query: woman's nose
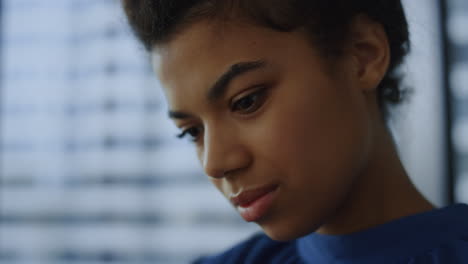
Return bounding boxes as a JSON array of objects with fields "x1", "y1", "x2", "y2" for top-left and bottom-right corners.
[{"x1": 201, "y1": 128, "x2": 251, "y2": 179}]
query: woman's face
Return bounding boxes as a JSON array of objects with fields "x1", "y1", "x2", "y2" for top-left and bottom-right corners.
[{"x1": 152, "y1": 20, "x2": 374, "y2": 240}]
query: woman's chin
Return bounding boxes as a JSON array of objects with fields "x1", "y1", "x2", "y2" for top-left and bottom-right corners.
[{"x1": 259, "y1": 218, "x2": 322, "y2": 241}]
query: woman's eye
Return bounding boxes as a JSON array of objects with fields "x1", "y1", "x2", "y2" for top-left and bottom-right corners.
[
  {"x1": 231, "y1": 88, "x2": 267, "y2": 114},
  {"x1": 176, "y1": 126, "x2": 201, "y2": 142}
]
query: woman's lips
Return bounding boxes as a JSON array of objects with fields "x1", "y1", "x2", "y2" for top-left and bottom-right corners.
[{"x1": 230, "y1": 184, "x2": 279, "y2": 222}]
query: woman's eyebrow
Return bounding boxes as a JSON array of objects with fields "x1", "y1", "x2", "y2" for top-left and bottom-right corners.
[
  {"x1": 168, "y1": 60, "x2": 266, "y2": 120},
  {"x1": 207, "y1": 60, "x2": 266, "y2": 102},
  {"x1": 168, "y1": 111, "x2": 193, "y2": 120}
]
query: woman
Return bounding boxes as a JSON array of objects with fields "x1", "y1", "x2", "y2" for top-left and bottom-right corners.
[{"x1": 122, "y1": 0, "x2": 468, "y2": 263}]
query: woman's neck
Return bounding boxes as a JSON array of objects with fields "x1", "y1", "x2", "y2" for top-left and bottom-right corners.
[{"x1": 316, "y1": 122, "x2": 435, "y2": 235}]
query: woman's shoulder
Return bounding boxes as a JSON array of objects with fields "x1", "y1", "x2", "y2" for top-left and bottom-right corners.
[
  {"x1": 400, "y1": 204, "x2": 468, "y2": 263},
  {"x1": 398, "y1": 231, "x2": 468, "y2": 263},
  {"x1": 192, "y1": 232, "x2": 302, "y2": 264},
  {"x1": 363, "y1": 203, "x2": 468, "y2": 264}
]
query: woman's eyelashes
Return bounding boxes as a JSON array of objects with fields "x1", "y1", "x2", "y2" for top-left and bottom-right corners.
[
  {"x1": 176, "y1": 86, "x2": 269, "y2": 142},
  {"x1": 230, "y1": 86, "x2": 268, "y2": 114},
  {"x1": 177, "y1": 126, "x2": 202, "y2": 142}
]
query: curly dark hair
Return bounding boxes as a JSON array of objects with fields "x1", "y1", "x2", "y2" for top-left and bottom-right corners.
[{"x1": 122, "y1": 0, "x2": 410, "y2": 122}]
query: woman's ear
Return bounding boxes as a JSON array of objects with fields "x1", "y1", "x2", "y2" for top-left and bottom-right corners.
[{"x1": 348, "y1": 15, "x2": 390, "y2": 92}]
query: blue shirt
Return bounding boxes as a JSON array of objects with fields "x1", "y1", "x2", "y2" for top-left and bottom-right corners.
[{"x1": 194, "y1": 204, "x2": 468, "y2": 263}]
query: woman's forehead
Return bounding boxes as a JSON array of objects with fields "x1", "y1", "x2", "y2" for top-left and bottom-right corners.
[
  {"x1": 151, "y1": 21, "x2": 284, "y2": 97},
  {"x1": 151, "y1": 20, "x2": 311, "y2": 82}
]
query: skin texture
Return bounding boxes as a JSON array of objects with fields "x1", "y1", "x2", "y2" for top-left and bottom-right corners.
[{"x1": 152, "y1": 16, "x2": 434, "y2": 241}]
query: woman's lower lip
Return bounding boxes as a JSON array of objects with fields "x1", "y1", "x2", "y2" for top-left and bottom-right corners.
[{"x1": 237, "y1": 187, "x2": 278, "y2": 222}]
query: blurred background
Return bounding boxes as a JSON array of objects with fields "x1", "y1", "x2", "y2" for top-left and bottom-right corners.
[{"x1": 0, "y1": 0, "x2": 466, "y2": 263}]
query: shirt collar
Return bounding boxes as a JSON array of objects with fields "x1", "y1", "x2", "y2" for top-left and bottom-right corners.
[{"x1": 297, "y1": 204, "x2": 468, "y2": 264}]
